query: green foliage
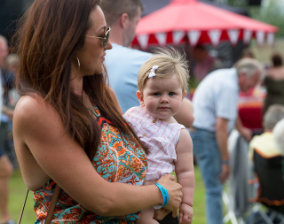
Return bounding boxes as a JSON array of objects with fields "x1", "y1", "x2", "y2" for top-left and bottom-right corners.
[
  {"x1": 9, "y1": 170, "x2": 34, "y2": 224},
  {"x1": 226, "y1": 0, "x2": 284, "y2": 37},
  {"x1": 227, "y1": 0, "x2": 247, "y2": 7},
  {"x1": 249, "y1": 2, "x2": 284, "y2": 37}
]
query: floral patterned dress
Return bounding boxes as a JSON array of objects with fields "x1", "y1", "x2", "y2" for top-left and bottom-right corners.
[{"x1": 33, "y1": 106, "x2": 147, "y2": 223}]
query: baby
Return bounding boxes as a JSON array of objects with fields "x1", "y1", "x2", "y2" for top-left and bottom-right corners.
[{"x1": 124, "y1": 48, "x2": 195, "y2": 224}]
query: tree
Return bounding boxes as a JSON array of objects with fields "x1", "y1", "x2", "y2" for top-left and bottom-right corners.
[
  {"x1": 226, "y1": 0, "x2": 284, "y2": 37},
  {"x1": 250, "y1": 0, "x2": 284, "y2": 37}
]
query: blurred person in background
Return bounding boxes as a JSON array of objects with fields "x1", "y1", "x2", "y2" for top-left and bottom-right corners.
[
  {"x1": 1, "y1": 53, "x2": 20, "y2": 169},
  {"x1": 273, "y1": 118, "x2": 284, "y2": 181},
  {"x1": 0, "y1": 35, "x2": 15, "y2": 224},
  {"x1": 249, "y1": 105, "x2": 284, "y2": 215},
  {"x1": 3, "y1": 54, "x2": 19, "y2": 107},
  {"x1": 191, "y1": 45, "x2": 222, "y2": 82},
  {"x1": 263, "y1": 52, "x2": 284, "y2": 115},
  {"x1": 241, "y1": 48, "x2": 255, "y2": 59}
]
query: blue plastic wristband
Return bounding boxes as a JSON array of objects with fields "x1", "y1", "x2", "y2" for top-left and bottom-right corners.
[{"x1": 154, "y1": 183, "x2": 169, "y2": 208}]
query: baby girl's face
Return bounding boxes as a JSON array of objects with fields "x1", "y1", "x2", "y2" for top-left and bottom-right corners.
[{"x1": 140, "y1": 74, "x2": 184, "y2": 122}]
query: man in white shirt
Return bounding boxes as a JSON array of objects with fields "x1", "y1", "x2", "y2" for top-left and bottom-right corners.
[{"x1": 191, "y1": 58, "x2": 263, "y2": 224}]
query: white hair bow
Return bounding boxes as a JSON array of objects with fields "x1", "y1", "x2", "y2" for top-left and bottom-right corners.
[{"x1": 148, "y1": 65, "x2": 159, "y2": 78}]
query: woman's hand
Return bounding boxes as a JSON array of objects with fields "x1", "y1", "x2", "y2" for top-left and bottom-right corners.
[{"x1": 157, "y1": 174, "x2": 183, "y2": 217}]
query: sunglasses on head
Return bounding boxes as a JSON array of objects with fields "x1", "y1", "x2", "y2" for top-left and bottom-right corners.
[{"x1": 87, "y1": 26, "x2": 111, "y2": 47}]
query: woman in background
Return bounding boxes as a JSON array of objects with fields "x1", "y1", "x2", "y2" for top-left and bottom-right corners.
[{"x1": 263, "y1": 52, "x2": 284, "y2": 114}]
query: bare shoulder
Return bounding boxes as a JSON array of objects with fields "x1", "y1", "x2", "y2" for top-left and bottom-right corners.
[
  {"x1": 13, "y1": 94, "x2": 64, "y2": 139},
  {"x1": 15, "y1": 94, "x2": 55, "y2": 119},
  {"x1": 266, "y1": 67, "x2": 284, "y2": 80},
  {"x1": 176, "y1": 128, "x2": 193, "y2": 154}
]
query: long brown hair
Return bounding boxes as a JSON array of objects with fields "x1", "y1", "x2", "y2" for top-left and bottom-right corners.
[{"x1": 14, "y1": 0, "x2": 144, "y2": 159}]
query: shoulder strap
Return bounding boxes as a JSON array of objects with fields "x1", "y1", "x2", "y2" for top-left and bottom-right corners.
[
  {"x1": 18, "y1": 184, "x2": 61, "y2": 224},
  {"x1": 17, "y1": 189, "x2": 29, "y2": 224},
  {"x1": 45, "y1": 184, "x2": 61, "y2": 224}
]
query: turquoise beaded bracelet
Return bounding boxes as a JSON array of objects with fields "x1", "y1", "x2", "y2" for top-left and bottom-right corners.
[{"x1": 154, "y1": 183, "x2": 169, "y2": 209}]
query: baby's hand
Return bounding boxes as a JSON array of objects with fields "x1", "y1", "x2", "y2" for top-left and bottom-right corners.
[{"x1": 179, "y1": 203, "x2": 193, "y2": 224}]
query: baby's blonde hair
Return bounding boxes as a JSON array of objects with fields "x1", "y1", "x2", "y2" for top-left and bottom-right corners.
[{"x1": 138, "y1": 48, "x2": 189, "y2": 94}]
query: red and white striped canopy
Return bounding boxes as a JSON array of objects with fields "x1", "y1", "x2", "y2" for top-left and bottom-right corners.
[{"x1": 132, "y1": 0, "x2": 278, "y2": 48}]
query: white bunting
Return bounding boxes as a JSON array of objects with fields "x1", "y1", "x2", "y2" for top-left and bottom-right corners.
[
  {"x1": 173, "y1": 31, "x2": 185, "y2": 44},
  {"x1": 187, "y1": 30, "x2": 201, "y2": 46},
  {"x1": 228, "y1": 29, "x2": 240, "y2": 45},
  {"x1": 267, "y1": 32, "x2": 274, "y2": 45},
  {"x1": 243, "y1": 30, "x2": 252, "y2": 44},
  {"x1": 137, "y1": 34, "x2": 149, "y2": 49},
  {"x1": 256, "y1": 31, "x2": 265, "y2": 45},
  {"x1": 208, "y1": 30, "x2": 221, "y2": 46},
  {"x1": 155, "y1": 32, "x2": 167, "y2": 45}
]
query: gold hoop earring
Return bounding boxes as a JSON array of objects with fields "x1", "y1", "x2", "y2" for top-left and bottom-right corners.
[{"x1": 76, "y1": 57, "x2": 80, "y2": 68}]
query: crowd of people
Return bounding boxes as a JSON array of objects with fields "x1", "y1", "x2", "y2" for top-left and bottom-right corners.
[{"x1": 0, "y1": 0, "x2": 283, "y2": 224}]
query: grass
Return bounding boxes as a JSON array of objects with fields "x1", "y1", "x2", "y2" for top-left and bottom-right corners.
[
  {"x1": 8, "y1": 166, "x2": 206, "y2": 224},
  {"x1": 9, "y1": 170, "x2": 34, "y2": 223}
]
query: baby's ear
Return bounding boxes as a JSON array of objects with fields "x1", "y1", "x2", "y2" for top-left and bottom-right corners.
[{"x1": 136, "y1": 90, "x2": 144, "y2": 105}]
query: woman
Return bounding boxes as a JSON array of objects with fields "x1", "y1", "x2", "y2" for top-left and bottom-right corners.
[
  {"x1": 13, "y1": 0, "x2": 182, "y2": 223},
  {"x1": 263, "y1": 52, "x2": 284, "y2": 115}
]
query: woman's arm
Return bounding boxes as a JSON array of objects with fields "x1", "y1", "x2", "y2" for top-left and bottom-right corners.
[
  {"x1": 216, "y1": 117, "x2": 230, "y2": 183},
  {"x1": 175, "y1": 129, "x2": 195, "y2": 223},
  {"x1": 13, "y1": 95, "x2": 182, "y2": 216}
]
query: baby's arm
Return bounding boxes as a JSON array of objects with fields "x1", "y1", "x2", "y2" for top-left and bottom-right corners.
[{"x1": 175, "y1": 129, "x2": 195, "y2": 224}]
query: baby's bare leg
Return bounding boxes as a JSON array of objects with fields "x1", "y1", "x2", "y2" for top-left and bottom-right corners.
[{"x1": 136, "y1": 180, "x2": 160, "y2": 224}]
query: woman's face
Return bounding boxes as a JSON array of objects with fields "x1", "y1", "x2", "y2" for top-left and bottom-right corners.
[{"x1": 76, "y1": 6, "x2": 112, "y2": 76}]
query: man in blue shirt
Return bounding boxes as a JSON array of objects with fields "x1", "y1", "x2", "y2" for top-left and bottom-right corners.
[
  {"x1": 101, "y1": 0, "x2": 151, "y2": 113},
  {"x1": 191, "y1": 58, "x2": 263, "y2": 224}
]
